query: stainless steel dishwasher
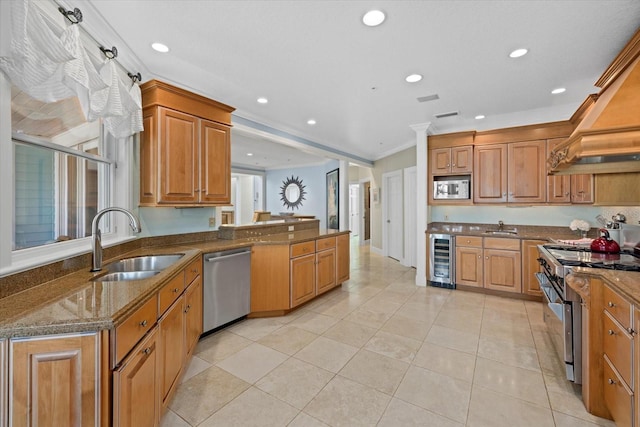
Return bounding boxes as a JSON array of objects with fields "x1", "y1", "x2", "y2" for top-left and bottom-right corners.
[{"x1": 203, "y1": 247, "x2": 251, "y2": 333}]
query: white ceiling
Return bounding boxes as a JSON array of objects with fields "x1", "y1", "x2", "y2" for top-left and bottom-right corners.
[{"x1": 82, "y1": 0, "x2": 640, "y2": 169}]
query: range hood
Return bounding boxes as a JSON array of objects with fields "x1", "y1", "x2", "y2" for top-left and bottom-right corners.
[{"x1": 549, "y1": 30, "x2": 640, "y2": 175}]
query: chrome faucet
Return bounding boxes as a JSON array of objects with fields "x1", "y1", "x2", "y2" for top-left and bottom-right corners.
[
  {"x1": 498, "y1": 220, "x2": 504, "y2": 231},
  {"x1": 91, "y1": 207, "x2": 142, "y2": 272}
]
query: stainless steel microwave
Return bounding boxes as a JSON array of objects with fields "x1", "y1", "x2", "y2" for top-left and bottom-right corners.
[{"x1": 433, "y1": 179, "x2": 470, "y2": 200}]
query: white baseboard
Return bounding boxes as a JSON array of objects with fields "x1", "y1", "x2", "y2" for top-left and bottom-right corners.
[{"x1": 370, "y1": 246, "x2": 384, "y2": 255}]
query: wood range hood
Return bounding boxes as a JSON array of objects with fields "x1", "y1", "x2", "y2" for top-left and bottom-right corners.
[{"x1": 549, "y1": 29, "x2": 640, "y2": 175}]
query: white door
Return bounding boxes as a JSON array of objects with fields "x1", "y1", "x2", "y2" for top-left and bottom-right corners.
[
  {"x1": 349, "y1": 184, "x2": 360, "y2": 236},
  {"x1": 383, "y1": 171, "x2": 403, "y2": 261},
  {"x1": 403, "y1": 167, "x2": 417, "y2": 267}
]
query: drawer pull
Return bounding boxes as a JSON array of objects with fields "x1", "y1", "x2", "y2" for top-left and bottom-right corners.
[
  {"x1": 184, "y1": 304, "x2": 191, "y2": 314},
  {"x1": 142, "y1": 347, "x2": 151, "y2": 355},
  {"x1": 608, "y1": 329, "x2": 615, "y2": 335},
  {"x1": 191, "y1": 268, "x2": 198, "y2": 273},
  {"x1": 173, "y1": 288, "x2": 180, "y2": 293},
  {"x1": 608, "y1": 378, "x2": 616, "y2": 385},
  {"x1": 608, "y1": 301, "x2": 616, "y2": 308},
  {"x1": 139, "y1": 320, "x2": 148, "y2": 327}
]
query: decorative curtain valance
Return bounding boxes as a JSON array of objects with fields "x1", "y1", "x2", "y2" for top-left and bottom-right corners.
[{"x1": 0, "y1": 0, "x2": 143, "y2": 138}]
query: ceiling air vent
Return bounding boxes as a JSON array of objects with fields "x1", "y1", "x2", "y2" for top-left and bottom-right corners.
[
  {"x1": 434, "y1": 111, "x2": 459, "y2": 119},
  {"x1": 417, "y1": 94, "x2": 439, "y2": 103}
]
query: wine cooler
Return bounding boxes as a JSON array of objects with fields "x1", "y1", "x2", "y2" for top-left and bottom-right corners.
[{"x1": 428, "y1": 234, "x2": 455, "y2": 289}]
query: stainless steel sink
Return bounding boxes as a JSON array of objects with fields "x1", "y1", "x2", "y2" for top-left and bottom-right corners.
[
  {"x1": 105, "y1": 254, "x2": 184, "y2": 273},
  {"x1": 484, "y1": 230, "x2": 518, "y2": 235},
  {"x1": 93, "y1": 270, "x2": 161, "y2": 282}
]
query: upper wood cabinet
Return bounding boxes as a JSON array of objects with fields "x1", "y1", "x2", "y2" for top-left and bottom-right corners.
[
  {"x1": 571, "y1": 174, "x2": 594, "y2": 204},
  {"x1": 140, "y1": 80, "x2": 234, "y2": 207},
  {"x1": 474, "y1": 140, "x2": 545, "y2": 204},
  {"x1": 547, "y1": 138, "x2": 572, "y2": 203},
  {"x1": 430, "y1": 146, "x2": 473, "y2": 175}
]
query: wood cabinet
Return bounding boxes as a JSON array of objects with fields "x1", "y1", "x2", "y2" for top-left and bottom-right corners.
[
  {"x1": 455, "y1": 236, "x2": 483, "y2": 287},
  {"x1": 336, "y1": 233, "x2": 350, "y2": 283},
  {"x1": 454, "y1": 236, "x2": 521, "y2": 293},
  {"x1": 9, "y1": 332, "x2": 100, "y2": 427},
  {"x1": 430, "y1": 146, "x2": 473, "y2": 175},
  {"x1": 507, "y1": 140, "x2": 546, "y2": 203},
  {"x1": 251, "y1": 234, "x2": 350, "y2": 315},
  {"x1": 547, "y1": 138, "x2": 571, "y2": 203},
  {"x1": 158, "y1": 298, "x2": 185, "y2": 408},
  {"x1": 184, "y1": 275, "x2": 203, "y2": 359},
  {"x1": 0, "y1": 339, "x2": 5, "y2": 427},
  {"x1": 571, "y1": 174, "x2": 594, "y2": 204},
  {"x1": 140, "y1": 80, "x2": 234, "y2": 207},
  {"x1": 473, "y1": 144, "x2": 507, "y2": 203},
  {"x1": 113, "y1": 327, "x2": 159, "y2": 427},
  {"x1": 521, "y1": 239, "x2": 546, "y2": 297}
]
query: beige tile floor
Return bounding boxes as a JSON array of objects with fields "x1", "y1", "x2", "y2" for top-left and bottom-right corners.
[{"x1": 161, "y1": 240, "x2": 616, "y2": 427}]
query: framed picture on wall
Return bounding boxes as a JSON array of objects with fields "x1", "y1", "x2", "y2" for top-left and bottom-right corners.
[{"x1": 326, "y1": 168, "x2": 339, "y2": 230}]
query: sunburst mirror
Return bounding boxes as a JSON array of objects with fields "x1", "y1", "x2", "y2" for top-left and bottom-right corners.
[{"x1": 280, "y1": 175, "x2": 307, "y2": 210}]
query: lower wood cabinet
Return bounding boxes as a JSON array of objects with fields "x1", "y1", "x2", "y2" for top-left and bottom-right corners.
[
  {"x1": 337, "y1": 233, "x2": 350, "y2": 283},
  {"x1": 291, "y1": 253, "x2": 316, "y2": 308},
  {"x1": 158, "y1": 298, "x2": 185, "y2": 408},
  {"x1": 455, "y1": 244, "x2": 483, "y2": 287},
  {"x1": 113, "y1": 327, "x2": 159, "y2": 427},
  {"x1": 184, "y1": 276, "x2": 203, "y2": 359},
  {"x1": 316, "y1": 238, "x2": 337, "y2": 296},
  {"x1": 521, "y1": 239, "x2": 545, "y2": 297},
  {"x1": 0, "y1": 339, "x2": 5, "y2": 427},
  {"x1": 9, "y1": 332, "x2": 100, "y2": 427}
]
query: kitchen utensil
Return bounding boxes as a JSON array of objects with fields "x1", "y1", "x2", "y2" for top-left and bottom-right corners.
[
  {"x1": 591, "y1": 228, "x2": 621, "y2": 254},
  {"x1": 596, "y1": 214, "x2": 607, "y2": 227},
  {"x1": 612, "y1": 213, "x2": 627, "y2": 223}
]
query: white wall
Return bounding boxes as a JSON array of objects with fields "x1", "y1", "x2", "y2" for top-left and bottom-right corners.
[
  {"x1": 238, "y1": 175, "x2": 255, "y2": 224},
  {"x1": 265, "y1": 161, "x2": 338, "y2": 229}
]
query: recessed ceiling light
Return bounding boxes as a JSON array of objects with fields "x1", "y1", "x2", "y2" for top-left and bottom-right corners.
[
  {"x1": 246, "y1": 153, "x2": 253, "y2": 156},
  {"x1": 405, "y1": 74, "x2": 423, "y2": 83},
  {"x1": 362, "y1": 10, "x2": 385, "y2": 27},
  {"x1": 151, "y1": 42, "x2": 169, "y2": 53},
  {"x1": 475, "y1": 115, "x2": 485, "y2": 120},
  {"x1": 509, "y1": 48, "x2": 528, "y2": 58},
  {"x1": 257, "y1": 97, "x2": 268, "y2": 104},
  {"x1": 307, "y1": 119, "x2": 316, "y2": 125},
  {"x1": 551, "y1": 87, "x2": 566, "y2": 94}
]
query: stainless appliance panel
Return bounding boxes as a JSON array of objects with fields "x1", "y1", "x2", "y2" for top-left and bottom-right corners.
[
  {"x1": 433, "y1": 179, "x2": 470, "y2": 200},
  {"x1": 429, "y1": 234, "x2": 454, "y2": 288},
  {"x1": 203, "y1": 248, "x2": 251, "y2": 333}
]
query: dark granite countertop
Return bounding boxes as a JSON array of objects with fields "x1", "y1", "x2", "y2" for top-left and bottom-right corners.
[
  {"x1": 0, "y1": 228, "x2": 349, "y2": 338},
  {"x1": 567, "y1": 268, "x2": 640, "y2": 307},
  {"x1": 426, "y1": 222, "x2": 590, "y2": 241}
]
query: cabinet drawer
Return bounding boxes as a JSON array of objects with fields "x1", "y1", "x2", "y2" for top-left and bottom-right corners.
[
  {"x1": 603, "y1": 355, "x2": 633, "y2": 427},
  {"x1": 604, "y1": 285, "x2": 632, "y2": 330},
  {"x1": 456, "y1": 235, "x2": 482, "y2": 248},
  {"x1": 316, "y1": 237, "x2": 336, "y2": 251},
  {"x1": 185, "y1": 257, "x2": 202, "y2": 285},
  {"x1": 114, "y1": 296, "x2": 158, "y2": 365},
  {"x1": 603, "y1": 311, "x2": 633, "y2": 387},
  {"x1": 159, "y1": 273, "x2": 185, "y2": 315},
  {"x1": 483, "y1": 237, "x2": 520, "y2": 251},
  {"x1": 291, "y1": 241, "x2": 315, "y2": 258}
]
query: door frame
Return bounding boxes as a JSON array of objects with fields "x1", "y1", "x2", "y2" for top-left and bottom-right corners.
[
  {"x1": 403, "y1": 166, "x2": 417, "y2": 267},
  {"x1": 382, "y1": 170, "x2": 403, "y2": 259},
  {"x1": 359, "y1": 178, "x2": 370, "y2": 245}
]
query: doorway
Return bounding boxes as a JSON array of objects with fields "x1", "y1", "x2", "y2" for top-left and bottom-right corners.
[
  {"x1": 349, "y1": 184, "x2": 360, "y2": 237},
  {"x1": 362, "y1": 180, "x2": 371, "y2": 243},
  {"x1": 382, "y1": 171, "x2": 403, "y2": 261}
]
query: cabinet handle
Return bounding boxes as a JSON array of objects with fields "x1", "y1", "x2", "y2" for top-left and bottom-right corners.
[
  {"x1": 173, "y1": 287, "x2": 180, "y2": 293},
  {"x1": 142, "y1": 347, "x2": 151, "y2": 355},
  {"x1": 608, "y1": 378, "x2": 616, "y2": 385},
  {"x1": 192, "y1": 268, "x2": 198, "y2": 273},
  {"x1": 502, "y1": 192, "x2": 506, "y2": 197},
  {"x1": 194, "y1": 189, "x2": 200, "y2": 192},
  {"x1": 485, "y1": 256, "x2": 489, "y2": 259},
  {"x1": 446, "y1": 164, "x2": 450, "y2": 167},
  {"x1": 139, "y1": 319, "x2": 148, "y2": 327},
  {"x1": 628, "y1": 328, "x2": 635, "y2": 335},
  {"x1": 478, "y1": 255, "x2": 481, "y2": 259},
  {"x1": 184, "y1": 304, "x2": 191, "y2": 313},
  {"x1": 466, "y1": 240, "x2": 471, "y2": 244},
  {"x1": 608, "y1": 329, "x2": 615, "y2": 335},
  {"x1": 565, "y1": 192, "x2": 570, "y2": 196},
  {"x1": 608, "y1": 301, "x2": 616, "y2": 308},
  {"x1": 452, "y1": 163, "x2": 456, "y2": 167}
]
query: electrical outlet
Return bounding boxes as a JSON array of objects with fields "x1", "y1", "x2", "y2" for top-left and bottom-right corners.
[
  {"x1": 209, "y1": 217, "x2": 215, "y2": 227},
  {"x1": 444, "y1": 215, "x2": 449, "y2": 221}
]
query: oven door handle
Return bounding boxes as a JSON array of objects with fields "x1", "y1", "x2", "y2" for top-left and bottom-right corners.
[{"x1": 540, "y1": 282, "x2": 564, "y2": 321}]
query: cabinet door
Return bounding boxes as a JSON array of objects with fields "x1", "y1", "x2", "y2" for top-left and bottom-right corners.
[
  {"x1": 184, "y1": 277, "x2": 203, "y2": 359},
  {"x1": 507, "y1": 140, "x2": 546, "y2": 203},
  {"x1": 474, "y1": 144, "x2": 507, "y2": 203},
  {"x1": 451, "y1": 146, "x2": 473, "y2": 173},
  {"x1": 200, "y1": 120, "x2": 231, "y2": 204},
  {"x1": 159, "y1": 108, "x2": 199, "y2": 203},
  {"x1": 571, "y1": 174, "x2": 594, "y2": 203},
  {"x1": 291, "y1": 254, "x2": 316, "y2": 307},
  {"x1": 158, "y1": 298, "x2": 185, "y2": 408},
  {"x1": 10, "y1": 333, "x2": 99, "y2": 427},
  {"x1": 140, "y1": 109, "x2": 158, "y2": 205},
  {"x1": 113, "y1": 327, "x2": 159, "y2": 427},
  {"x1": 430, "y1": 148, "x2": 451, "y2": 174},
  {"x1": 521, "y1": 240, "x2": 545, "y2": 296},
  {"x1": 484, "y1": 249, "x2": 522, "y2": 293},
  {"x1": 316, "y1": 248, "x2": 337, "y2": 295},
  {"x1": 547, "y1": 138, "x2": 571, "y2": 203},
  {"x1": 336, "y1": 234, "x2": 350, "y2": 283},
  {"x1": 251, "y1": 245, "x2": 291, "y2": 312},
  {"x1": 0, "y1": 339, "x2": 5, "y2": 427},
  {"x1": 455, "y1": 246, "x2": 483, "y2": 287}
]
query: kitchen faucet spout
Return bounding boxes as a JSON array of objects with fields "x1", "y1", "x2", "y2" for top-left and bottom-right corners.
[
  {"x1": 91, "y1": 207, "x2": 142, "y2": 272},
  {"x1": 498, "y1": 220, "x2": 504, "y2": 231}
]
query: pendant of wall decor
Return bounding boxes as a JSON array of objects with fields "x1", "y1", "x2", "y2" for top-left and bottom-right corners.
[{"x1": 280, "y1": 176, "x2": 307, "y2": 210}]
